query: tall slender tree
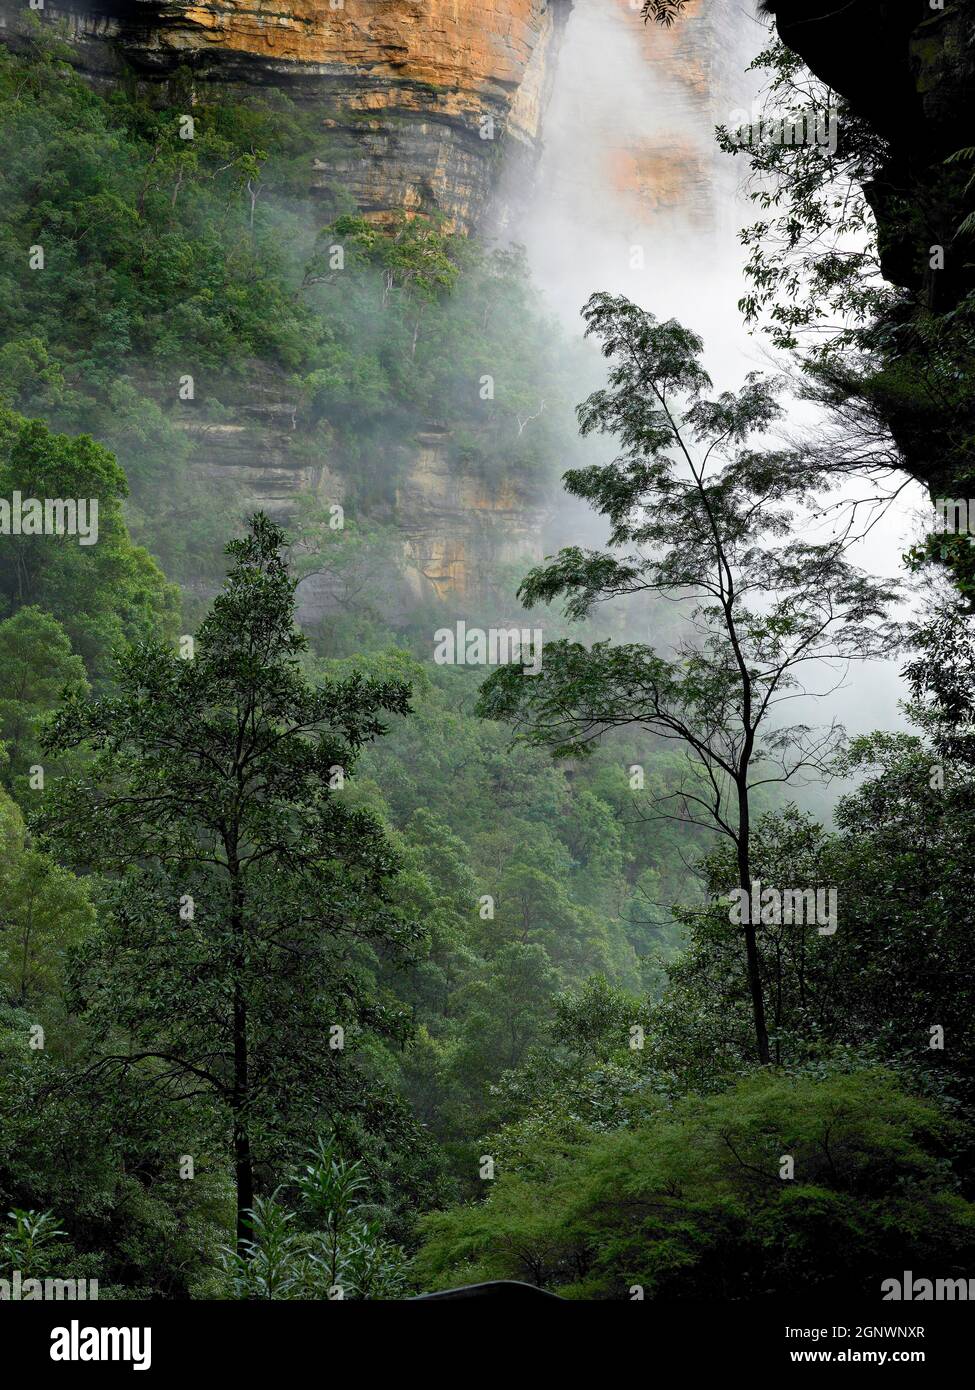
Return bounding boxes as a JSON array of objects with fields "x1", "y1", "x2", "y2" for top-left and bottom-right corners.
[
  {"x1": 34, "y1": 514, "x2": 419, "y2": 1245},
  {"x1": 477, "y1": 293, "x2": 901, "y2": 1065}
]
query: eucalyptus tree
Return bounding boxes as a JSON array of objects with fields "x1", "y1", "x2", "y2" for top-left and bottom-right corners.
[
  {"x1": 33, "y1": 514, "x2": 419, "y2": 1246},
  {"x1": 477, "y1": 293, "x2": 901, "y2": 1065}
]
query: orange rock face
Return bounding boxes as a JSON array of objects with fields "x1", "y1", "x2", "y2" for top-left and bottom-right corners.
[
  {"x1": 3, "y1": 0, "x2": 760, "y2": 604},
  {"x1": 38, "y1": 0, "x2": 571, "y2": 232},
  {"x1": 171, "y1": 1, "x2": 557, "y2": 134}
]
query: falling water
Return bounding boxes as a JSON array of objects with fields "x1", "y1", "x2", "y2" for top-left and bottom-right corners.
[
  {"x1": 504, "y1": 0, "x2": 921, "y2": 766},
  {"x1": 514, "y1": 0, "x2": 765, "y2": 383}
]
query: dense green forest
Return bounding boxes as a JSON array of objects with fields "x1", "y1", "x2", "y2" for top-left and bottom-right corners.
[
  {"x1": 2, "y1": 11, "x2": 975, "y2": 1305},
  {"x1": 0, "y1": 29, "x2": 585, "y2": 592}
]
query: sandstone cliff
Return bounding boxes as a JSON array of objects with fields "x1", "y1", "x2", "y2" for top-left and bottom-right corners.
[
  {"x1": 13, "y1": 0, "x2": 571, "y2": 234},
  {"x1": 0, "y1": 0, "x2": 758, "y2": 608}
]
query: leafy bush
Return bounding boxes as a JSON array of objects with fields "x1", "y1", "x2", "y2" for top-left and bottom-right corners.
[{"x1": 415, "y1": 1070, "x2": 975, "y2": 1299}]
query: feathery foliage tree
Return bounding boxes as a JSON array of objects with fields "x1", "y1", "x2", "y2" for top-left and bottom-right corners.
[{"x1": 478, "y1": 293, "x2": 901, "y2": 1065}]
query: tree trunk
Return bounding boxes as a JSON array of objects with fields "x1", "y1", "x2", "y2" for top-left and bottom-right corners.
[
  {"x1": 232, "y1": 981, "x2": 253, "y2": 1250},
  {"x1": 737, "y1": 792, "x2": 771, "y2": 1066},
  {"x1": 228, "y1": 838, "x2": 253, "y2": 1252},
  {"x1": 233, "y1": 1113, "x2": 254, "y2": 1249},
  {"x1": 19, "y1": 898, "x2": 33, "y2": 1004}
]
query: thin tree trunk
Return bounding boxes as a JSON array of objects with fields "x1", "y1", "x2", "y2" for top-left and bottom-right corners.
[
  {"x1": 19, "y1": 892, "x2": 34, "y2": 1004},
  {"x1": 737, "y1": 791, "x2": 770, "y2": 1066},
  {"x1": 228, "y1": 840, "x2": 253, "y2": 1251},
  {"x1": 232, "y1": 980, "x2": 253, "y2": 1250}
]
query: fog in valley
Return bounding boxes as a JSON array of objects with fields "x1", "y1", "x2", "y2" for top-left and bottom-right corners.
[{"x1": 503, "y1": 0, "x2": 925, "y2": 793}]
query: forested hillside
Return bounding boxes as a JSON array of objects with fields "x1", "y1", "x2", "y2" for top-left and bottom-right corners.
[
  {"x1": 0, "y1": 27, "x2": 704, "y2": 1297},
  {"x1": 1, "y1": 5, "x2": 974, "y2": 1312}
]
